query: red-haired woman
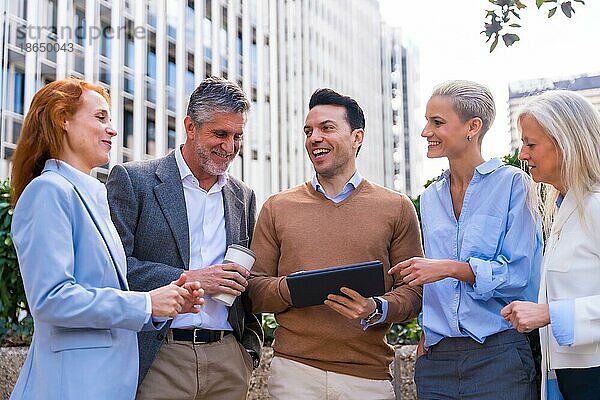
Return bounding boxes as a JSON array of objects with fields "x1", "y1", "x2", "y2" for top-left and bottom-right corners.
[{"x1": 9, "y1": 78, "x2": 203, "y2": 400}]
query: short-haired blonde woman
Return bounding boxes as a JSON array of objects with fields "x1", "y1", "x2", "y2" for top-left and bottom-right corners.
[
  {"x1": 10, "y1": 78, "x2": 203, "y2": 400},
  {"x1": 502, "y1": 90, "x2": 600, "y2": 400},
  {"x1": 390, "y1": 80, "x2": 543, "y2": 399}
]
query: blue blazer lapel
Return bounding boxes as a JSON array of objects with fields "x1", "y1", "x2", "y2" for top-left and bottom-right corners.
[
  {"x1": 48, "y1": 168, "x2": 129, "y2": 290},
  {"x1": 154, "y1": 153, "x2": 191, "y2": 268}
]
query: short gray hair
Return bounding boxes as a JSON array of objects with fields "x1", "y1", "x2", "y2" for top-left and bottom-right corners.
[
  {"x1": 186, "y1": 76, "x2": 250, "y2": 125},
  {"x1": 432, "y1": 80, "x2": 496, "y2": 139}
]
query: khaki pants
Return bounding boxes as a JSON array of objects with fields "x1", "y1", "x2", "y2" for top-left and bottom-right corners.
[
  {"x1": 268, "y1": 356, "x2": 395, "y2": 400},
  {"x1": 137, "y1": 332, "x2": 253, "y2": 400}
]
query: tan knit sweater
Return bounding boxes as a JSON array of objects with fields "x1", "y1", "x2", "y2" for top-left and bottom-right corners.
[{"x1": 248, "y1": 180, "x2": 423, "y2": 380}]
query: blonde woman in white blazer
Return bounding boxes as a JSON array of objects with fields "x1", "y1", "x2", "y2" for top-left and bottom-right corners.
[{"x1": 501, "y1": 90, "x2": 600, "y2": 400}]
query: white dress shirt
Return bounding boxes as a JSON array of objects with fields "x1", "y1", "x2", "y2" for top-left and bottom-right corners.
[{"x1": 170, "y1": 147, "x2": 232, "y2": 330}]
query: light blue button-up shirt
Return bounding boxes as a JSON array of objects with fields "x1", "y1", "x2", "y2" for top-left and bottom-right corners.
[{"x1": 420, "y1": 158, "x2": 543, "y2": 348}]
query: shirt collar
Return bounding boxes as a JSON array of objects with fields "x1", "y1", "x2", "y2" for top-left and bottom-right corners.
[
  {"x1": 175, "y1": 145, "x2": 228, "y2": 190},
  {"x1": 43, "y1": 159, "x2": 105, "y2": 197},
  {"x1": 439, "y1": 158, "x2": 503, "y2": 183},
  {"x1": 311, "y1": 170, "x2": 363, "y2": 195}
]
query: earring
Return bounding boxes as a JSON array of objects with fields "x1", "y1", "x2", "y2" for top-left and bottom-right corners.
[{"x1": 466, "y1": 135, "x2": 472, "y2": 142}]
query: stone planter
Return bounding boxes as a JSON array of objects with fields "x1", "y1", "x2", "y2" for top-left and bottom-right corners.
[
  {"x1": 1, "y1": 345, "x2": 417, "y2": 400},
  {"x1": 0, "y1": 346, "x2": 28, "y2": 400}
]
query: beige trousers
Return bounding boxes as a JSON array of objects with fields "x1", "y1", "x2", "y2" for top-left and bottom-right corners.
[
  {"x1": 268, "y1": 356, "x2": 395, "y2": 400},
  {"x1": 136, "y1": 332, "x2": 253, "y2": 400}
]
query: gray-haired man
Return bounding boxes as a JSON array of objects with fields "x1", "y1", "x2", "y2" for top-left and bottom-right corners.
[{"x1": 106, "y1": 77, "x2": 263, "y2": 400}]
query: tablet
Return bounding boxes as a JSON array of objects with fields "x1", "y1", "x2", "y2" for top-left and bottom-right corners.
[{"x1": 286, "y1": 260, "x2": 385, "y2": 308}]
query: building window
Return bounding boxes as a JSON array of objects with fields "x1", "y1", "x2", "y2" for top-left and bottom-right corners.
[
  {"x1": 100, "y1": 22, "x2": 111, "y2": 58},
  {"x1": 146, "y1": 117, "x2": 155, "y2": 156},
  {"x1": 203, "y1": 15, "x2": 212, "y2": 61},
  {"x1": 125, "y1": 20, "x2": 135, "y2": 68},
  {"x1": 13, "y1": 70, "x2": 25, "y2": 115},
  {"x1": 251, "y1": 27, "x2": 257, "y2": 85},
  {"x1": 186, "y1": 69, "x2": 195, "y2": 94},
  {"x1": 168, "y1": 116, "x2": 176, "y2": 150},
  {"x1": 147, "y1": 48, "x2": 157, "y2": 79},
  {"x1": 74, "y1": 8, "x2": 85, "y2": 46},
  {"x1": 220, "y1": 6, "x2": 227, "y2": 70},
  {"x1": 186, "y1": 5, "x2": 195, "y2": 48},
  {"x1": 147, "y1": 0, "x2": 157, "y2": 28},
  {"x1": 167, "y1": 58, "x2": 176, "y2": 88},
  {"x1": 123, "y1": 109, "x2": 134, "y2": 149},
  {"x1": 46, "y1": 0, "x2": 57, "y2": 33}
]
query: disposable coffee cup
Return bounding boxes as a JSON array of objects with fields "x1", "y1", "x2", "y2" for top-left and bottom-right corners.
[{"x1": 212, "y1": 244, "x2": 256, "y2": 306}]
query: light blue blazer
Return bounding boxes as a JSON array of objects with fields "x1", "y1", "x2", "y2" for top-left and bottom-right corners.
[{"x1": 10, "y1": 161, "x2": 152, "y2": 400}]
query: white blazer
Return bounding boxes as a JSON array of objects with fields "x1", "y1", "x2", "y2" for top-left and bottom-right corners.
[
  {"x1": 10, "y1": 161, "x2": 153, "y2": 400},
  {"x1": 539, "y1": 188, "x2": 600, "y2": 399}
]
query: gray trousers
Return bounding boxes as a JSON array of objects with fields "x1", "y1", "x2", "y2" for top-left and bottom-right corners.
[{"x1": 414, "y1": 329, "x2": 537, "y2": 400}]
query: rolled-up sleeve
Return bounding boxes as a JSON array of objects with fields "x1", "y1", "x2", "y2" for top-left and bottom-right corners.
[{"x1": 466, "y1": 173, "x2": 542, "y2": 302}]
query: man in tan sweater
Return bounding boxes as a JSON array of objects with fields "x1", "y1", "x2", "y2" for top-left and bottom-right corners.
[{"x1": 247, "y1": 88, "x2": 423, "y2": 399}]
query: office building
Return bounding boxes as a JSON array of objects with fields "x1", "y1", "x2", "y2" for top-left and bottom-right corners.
[
  {"x1": 381, "y1": 25, "x2": 421, "y2": 196},
  {"x1": 1, "y1": 0, "x2": 420, "y2": 202},
  {"x1": 508, "y1": 74, "x2": 600, "y2": 152}
]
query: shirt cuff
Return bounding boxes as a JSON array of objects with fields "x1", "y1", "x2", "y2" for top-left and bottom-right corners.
[
  {"x1": 467, "y1": 257, "x2": 506, "y2": 299},
  {"x1": 549, "y1": 299, "x2": 575, "y2": 346},
  {"x1": 144, "y1": 292, "x2": 152, "y2": 324},
  {"x1": 361, "y1": 297, "x2": 389, "y2": 330}
]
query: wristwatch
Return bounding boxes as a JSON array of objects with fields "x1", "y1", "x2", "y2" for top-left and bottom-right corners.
[{"x1": 364, "y1": 297, "x2": 383, "y2": 325}]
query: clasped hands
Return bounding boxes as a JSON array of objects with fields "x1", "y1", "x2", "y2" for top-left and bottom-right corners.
[
  {"x1": 150, "y1": 262, "x2": 251, "y2": 318},
  {"x1": 149, "y1": 273, "x2": 204, "y2": 318}
]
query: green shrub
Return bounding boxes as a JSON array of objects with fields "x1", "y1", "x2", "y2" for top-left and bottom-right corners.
[
  {"x1": 262, "y1": 313, "x2": 277, "y2": 345},
  {"x1": 0, "y1": 180, "x2": 32, "y2": 346},
  {"x1": 387, "y1": 319, "x2": 421, "y2": 345}
]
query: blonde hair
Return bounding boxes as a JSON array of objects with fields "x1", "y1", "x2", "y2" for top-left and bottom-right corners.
[
  {"x1": 432, "y1": 80, "x2": 496, "y2": 143},
  {"x1": 11, "y1": 78, "x2": 110, "y2": 206},
  {"x1": 517, "y1": 90, "x2": 600, "y2": 234}
]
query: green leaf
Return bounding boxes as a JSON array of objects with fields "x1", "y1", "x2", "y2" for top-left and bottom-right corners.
[
  {"x1": 490, "y1": 35, "x2": 500, "y2": 52},
  {"x1": 502, "y1": 33, "x2": 520, "y2": 46},
  {"x1": 509, "y1": 23, "x2": 522, "y2": 27},
  {"x1": 515, "y1": 0, "x2": 527, "y2": 9},
  {"x1": 573, "y1": 0, "x2": 585, "y2": 3},
  {"x1": 536, "y1": 0, "x2": 545, "y2": 8},
  {"x1": 548, "y1": 6, "x2": 558, "y2": 16}
]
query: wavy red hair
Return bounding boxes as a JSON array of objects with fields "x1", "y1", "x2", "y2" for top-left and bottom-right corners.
[{"x1": 11, "y1": 78, "x2": 110, "y2": 206}]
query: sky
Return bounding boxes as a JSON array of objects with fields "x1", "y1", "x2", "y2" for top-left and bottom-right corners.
[{"x1": 379, "y1": 0, "x2": 600, "y2": 186}]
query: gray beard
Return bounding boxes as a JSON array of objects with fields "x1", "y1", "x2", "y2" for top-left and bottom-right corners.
[{"x1": 196, "y1": 144, "x2": 234, "y2": 176}]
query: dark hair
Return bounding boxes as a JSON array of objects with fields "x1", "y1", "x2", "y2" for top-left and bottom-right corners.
[
  {"x1": 186, "y1": 76, "x2": 250, "y2": 126},
  {"x1": 308, "y1": 88, "x2": 365, "y2": 131},
  {"x1": 308, "y1": 88, "x2": 365, "y2": 156}
]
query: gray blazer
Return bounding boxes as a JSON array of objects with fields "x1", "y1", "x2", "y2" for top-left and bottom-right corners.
[{"x1": 106, "y1": 151, "x2": 263, "y2": 382}]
